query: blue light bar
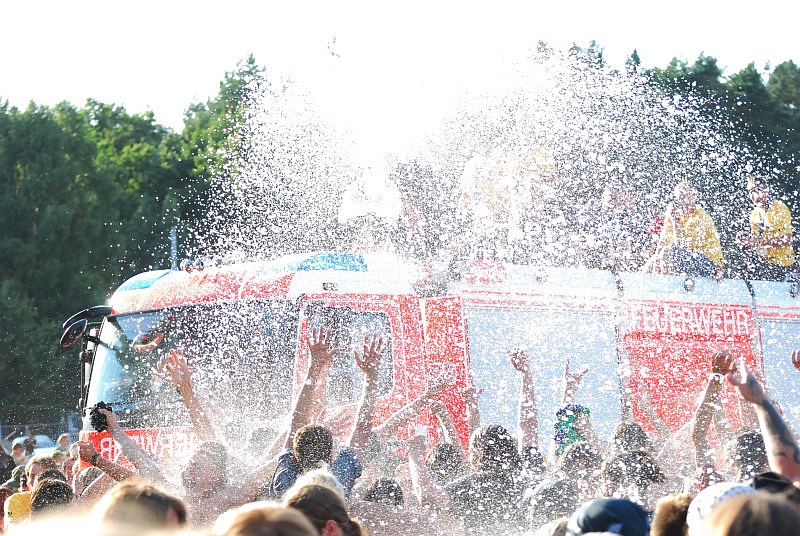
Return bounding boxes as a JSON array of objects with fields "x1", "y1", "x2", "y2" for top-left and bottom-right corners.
[
  {"x1": 294, "y1": 252, "x2": 368, "y2": 272},
  {"x1": 116, "y1": 269, "x2": 174, "y2": 291}
]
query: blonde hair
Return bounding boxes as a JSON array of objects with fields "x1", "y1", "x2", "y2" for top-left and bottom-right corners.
[
  {"x1": 283, "y1": 467, "x2": 345, "y2": 501},
  {"x1": 212, "y1": 501, "x2": 318, "y2": 536},
  {"x1": 700, "y1": 492, "x2": 800, "y2": 536},
  {"x1": 93, "y1": 479, "x2": 187, "y2": 530}
]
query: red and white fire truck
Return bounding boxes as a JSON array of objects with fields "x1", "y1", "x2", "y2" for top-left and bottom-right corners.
[{"x1": 60, "y1": 251, "x2": 800, "y2": 467}]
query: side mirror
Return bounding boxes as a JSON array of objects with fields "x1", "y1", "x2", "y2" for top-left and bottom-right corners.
[{"x1": 60, "y1": 319, "x2": 88, "y2": 348}]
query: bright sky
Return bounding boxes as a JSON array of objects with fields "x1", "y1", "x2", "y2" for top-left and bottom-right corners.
[{"x1": 3, "y1": 0, "x2": 799, "y2": 153}]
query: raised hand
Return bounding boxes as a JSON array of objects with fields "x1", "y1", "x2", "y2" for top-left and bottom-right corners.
[
  {"x1": 710, "y1": 349, "x2": 736, "y2": 375},
  {"x1": 508, "y1": 348, "x2": 531, "y2": 374},
  {"x1": 791, "y1": 350, "x2": 800, "y2": 372},
  {"x1": 426, "y1": 365, "x2": 457, "y2": 398},
  {"x1": 157, "y1": 348, "x2": 192, "y2": 389},
  {"x1": 77, "y1": 441, "x2": 99, "y2": 463},
  {"x1": 727, "y1": 362, "x2": 767, "y2": 405},
  {"x1": 307, "y1": 326, "x2": 338, "y2": 371},
  {"x1": 564, "y1": 358, "x2": 589, "y2": 387},
  {"x1": 354, "y1": 334, "x2": 386, "y2": 378}
]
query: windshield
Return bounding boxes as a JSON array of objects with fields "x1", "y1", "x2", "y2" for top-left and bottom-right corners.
[{"x1": 85, "y1": 300, "x2": 299, "y2": 430}]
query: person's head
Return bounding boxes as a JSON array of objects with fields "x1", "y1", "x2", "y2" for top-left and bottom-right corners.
[
  {"x1": 557, "y1": 441, "x2": 602, "y2": 478},
  {"x1": 361, "y1": 477, "x2": 404, "y2": 507},
  {"x1": 612, "y1": 422, "x2": 651, "y2": 454},
  {"x1": 181, "y1": 441, "x2": 228, "y2": 495},
  {"x1": 25, "y1": 455, "x2": 56, "y2": 488},
  {"x1": 602, "y1": 450, "x2": 665, "y2": 490},
  {"x1": 30, "y1": 478, "x2": 73, "y2": 518},
  {"x1": 685, "y1": 482, "x2": 755, "y2": 534},
  {"x1": 554, "y1": 404, "x2": 591, "y2": 455},
  {"x1": 286, "y1": 468, "x2": 346, "y2": 500},
  {"x1": 747, "y1": 175, "x2": 771, "y2": 209},
  {"x1": 535, "y1": 518, "x2": 569, "y2": 536},
  {"x1": 212, "y1": 501, "x2": 318, "y2": 536},
  {"x1": 12, "y1": 443, "x2": 23, "y2": 456},
  {"x1": 469, "y1": 424, "x2": 519, "y2": 473},
  {"x1": 425, "y1": 442, "x2": 467, "y2": 485},
  {"x1": 293, "y1": 425, "x2": 334, "y2": 473},
  {"x1": 725, "y1": 430, "x2": 767, "y2": 481},
  {"x1": 673, "y1": 181, "x2": 699, "y2": 218},
  {"x1": 527, "y1": 478, "x2": 579, "y2": 530},
  {"x1": 36, "y1": 469, "x2": 67, "y2": 483},
  {"x1": 700, "y1": 492, "x2": 800, "y2": 536},
  {"x1": 566, "y1": 498, "x2": 650, "y2": 536},
  {"x1": 51, "y1": 450, "x2": 65, "y2": 466},
  {"x1": 4, "y1": 465, "x2": 27, "y2": 491},
  {"x1": 94, "y1": 479, "x2": 188, "y2": 530},
  {"x1": 651, "y1": 493, "x2": 694, "y2": 536},
  {"x1": 283, "y1": 484, "x2": 365, "y2": 536}
]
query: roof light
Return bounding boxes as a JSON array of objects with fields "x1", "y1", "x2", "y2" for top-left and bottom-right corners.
[{"x1": 295, "y1": 252, "x2": 368, "y2": 272}]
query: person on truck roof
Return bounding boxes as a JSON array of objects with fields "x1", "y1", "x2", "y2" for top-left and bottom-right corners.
[
  {"x1": 737, "y1": 174, "x2": 796, "y2": 281},
  {"x1": 643, "y1": 181, "x2": 724, "y2": 278}
]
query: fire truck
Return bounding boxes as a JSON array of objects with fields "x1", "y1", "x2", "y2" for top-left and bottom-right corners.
[{"x1": 59, "y1": 251, "x2": 800, "y2": 467}]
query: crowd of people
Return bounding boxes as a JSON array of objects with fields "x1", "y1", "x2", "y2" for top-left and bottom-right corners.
[{"x1": 3, "y1": 325, "x2": 800, "y2": 536}]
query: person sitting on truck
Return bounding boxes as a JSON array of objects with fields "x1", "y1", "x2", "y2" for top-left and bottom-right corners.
[
  {"x1": 270, "y1": 328, "x2": 386, "y2": 499},
  {"x1": 737, "y1": 174, "x2": 795, "y2": 281},
  {"x1": 643, "y1": 181, "x2": 724, "y2": 278}
]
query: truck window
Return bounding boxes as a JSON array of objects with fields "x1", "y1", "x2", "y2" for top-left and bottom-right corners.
[
  {"x1": 307, "y1": 309, "x2": 394, "y2": 406},
  {"x1": 84, "y1": 300, "x2": 299, "y2": 430}
]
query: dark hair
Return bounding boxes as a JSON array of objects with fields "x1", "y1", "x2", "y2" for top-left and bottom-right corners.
[
  {"x1": 731, "y1": 430, "x2": 766, "y2": 480},
  {"x1": 284, "y1": 484, "x2": 365, "y2": 536},
  {"x1": 527, "y1": 478, "x2": 579, "y2": 529},
  {"x1": 98, "y1": 479, "x2": 188, "y2": 529},
  {"x1": 425, "y1": 443, "x2": 467, "y2": 485},
  {"x1": 612, "y1": 422, "x2": 651, "y2": 453},
  {"x1": 36, "y1": 469, "x2": 67, "y2": 483},
  {"x1": 30, "y1": 478, "x2": 73, "y2": 516},
  {"x1": 362, "y1": 477, "x2": 403, "y2": 506},
  {"x1": 602, "y1": 449, "x2": 665, "y2": 488},
  {"x1": 470, "y1": 424, "x2": 520, "y2": 473},
  {"x1": 557, "y1": 441, "x2": 602, "y2": 475},
  {"x1": 651, "y1": 493, "x2": 694, "y2": 536},
  {"x1": 293, "y1": 425, "x2": 333, "y2": 473},
  {"x1": 195, "y1": 441, "x2": 229, "y2": 487}
]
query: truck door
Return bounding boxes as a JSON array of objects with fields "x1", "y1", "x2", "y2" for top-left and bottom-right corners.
[
  {"x1": 751, "y1": 279, "x2": 800, "y2": 432},
  {"x1": 459, "y1": 266, "x2": 621, "y2": 453},
  {"x1": 619, "y1": 274, "x2": 757, "y2": 435}
]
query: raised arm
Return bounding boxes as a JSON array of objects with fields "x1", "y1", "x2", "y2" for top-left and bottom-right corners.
[
  {"x1": 636, "y1": 381, "x2": 670, "y2": 441},
  {"x1": 101, "y1": 408, "x2": 165, "y2": 483},
  {"x1": 728, "y1": 362, "x2": 800, "y2": 484},
  {"x1": 509, "y1": 348, "x2": 538, "y2": 450},
  {"x1": 561, "y1": 358, "x2": 588, "y2": 405},
  {"x1": 283, "y1": 326, "x2": 337, "y2": 449},
  {"x1": 348, "y1": 334, "x2": 386, "y2": 458},
  {"x1": 691, "y1": 349, "x2": 736, "y2": 473},
  {"x1": 406, "y1": 432, "x2": 453, "y2": 510},
  {"x1": 76, "y1": 440, "x2": 136, "y2": 482},
  {"x1": 158, "y1": 348, "x2": 217, "y2": 441},
  {"x1": 372, "y1": 366, "x2": 454, "y2": 443}
]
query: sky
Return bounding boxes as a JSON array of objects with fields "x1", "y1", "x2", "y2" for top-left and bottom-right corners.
[{"x1": 3, "y1": 0, "x2": 799, "y2": 153}]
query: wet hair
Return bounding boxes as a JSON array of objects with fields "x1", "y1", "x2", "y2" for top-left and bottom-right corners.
[
  {"x1": 30, "y1": 478, "x2": 73, "y2": 517},
  {"x1": 729, "y1": 430, "x2": 766, "y2": 480},
  {"x1": 651, "y1": 493, "x2": 694, "y2": 536},
  {"x1": 534, "y1": 517, "x2": 568, "y2": 536},
  {"x1": 425, "y1": 442, "x2": 467, "y2": 485},
  {"x1": 527, "y1": 478, "x2": 579, "y2": 529},
  {"x1": 36, "y1": 469, "x2": 68, "y2": 483},
  {"x1": 95, "y1": 479, "x2": 188, "y2": 529},
  {"x1": 286, "y1": 467, "x2": 345, "y2": 500},
  {"x1": 362, "y1": 477, "x2": 404, "y2": 506},
  {"x1": 470, "y1": 424, "x2": 520, "y2": 473},
  {"x1": 602, "y1": 449, "x2": 665, "y2": 488},
  {"x1": 284, "y1": 484, "x2": 365, "y2": 536},
  {"x1": 25, "y1": 455, "x2": 57, "y2": 482},
  {"x1": 701, "y1": 492, "x2": 800, "y2": 536},
  {"x1": 612, "y1": 422, "x2": 651, "y2": 453},
  {"x1": 557, "y1": 441, "x2": 602, "y2": 475},
  {"x1": 195, "y1": 440, "x2": 229, "y2": 488},
  {"x1": 293, "y1": 425, "x2": 333, "y2": 473},
  {"x1": 212, "y1": 501, "x2": 318, "y2": 536}
]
